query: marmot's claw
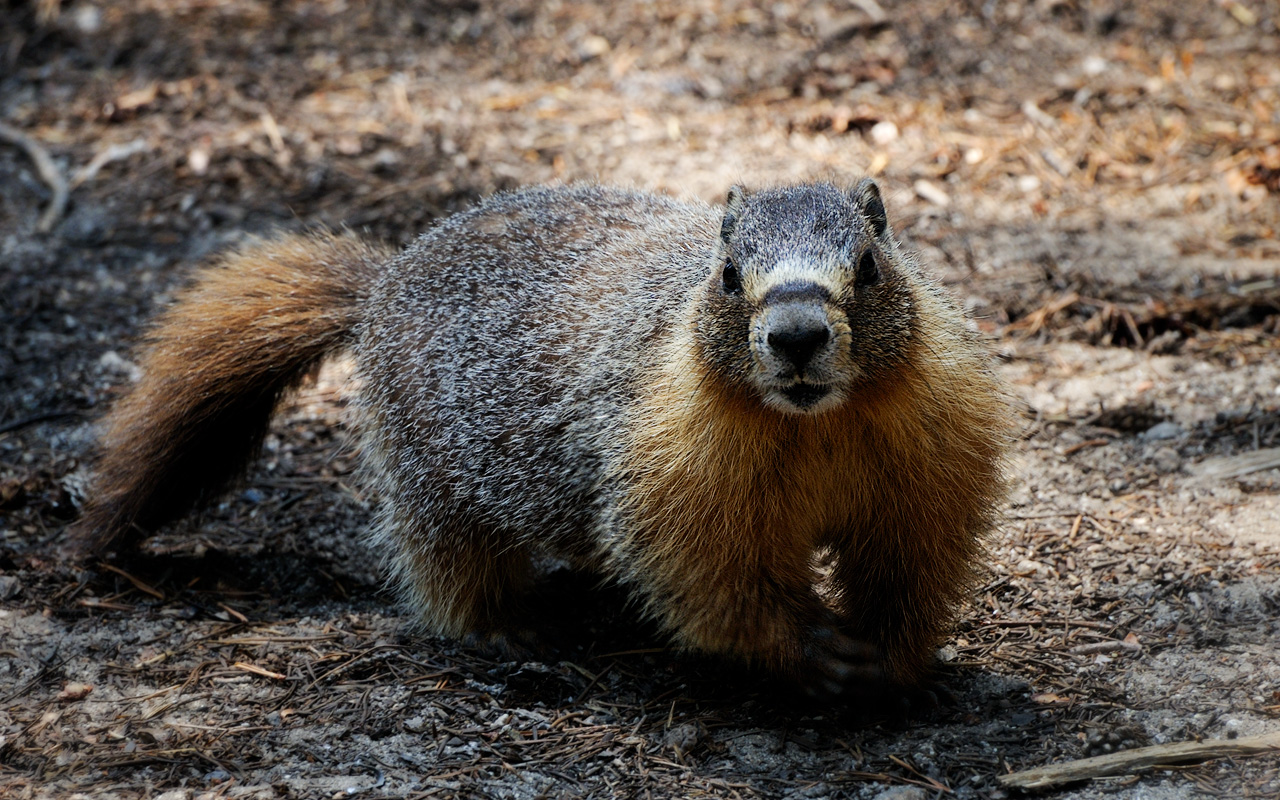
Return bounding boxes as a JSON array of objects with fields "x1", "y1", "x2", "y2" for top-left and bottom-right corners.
[{"x1": 799, "y1": 619, "x2": 884, "y2": 698}]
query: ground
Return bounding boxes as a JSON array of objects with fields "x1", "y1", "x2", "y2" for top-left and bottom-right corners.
[{"x1": 2, "y1": 1, "x2": 1280, "y2": 798}]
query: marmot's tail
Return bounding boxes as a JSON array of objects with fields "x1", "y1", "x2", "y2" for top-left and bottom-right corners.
[{"x1": 70, "y1": 232, "x2": 394, "y2": 556}]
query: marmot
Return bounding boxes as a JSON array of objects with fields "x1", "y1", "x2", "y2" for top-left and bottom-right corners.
[{"x1": 72, "y1": 180, "x2": 1008, "y2": 695}]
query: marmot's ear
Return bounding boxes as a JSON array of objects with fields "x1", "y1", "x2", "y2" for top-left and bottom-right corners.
[
  {"x1": 850, "y1": 178, "x2": 888, "y2": 238},
  {"x1": 721, "y1": 185, "x2": 747, "y2": 243},
  {"x1": 726, "y1": 185, "x2": 747, "y2": 212}
]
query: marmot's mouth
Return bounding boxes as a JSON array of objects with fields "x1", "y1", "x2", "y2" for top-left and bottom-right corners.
[{"x1": 781, "y1": 383, "x2": 830, "y2": 408}]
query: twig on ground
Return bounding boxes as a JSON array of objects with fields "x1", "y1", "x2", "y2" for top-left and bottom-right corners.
[
  {"x1": 0, "y1": 410, "x2": 82, "y2": 435},
  {"x1": 998, "y1": 731, "x2": 1280, "y2": 790},
  {"x1": 1062, "y1": 438, "x2": 1109, "y2": 456},
  {"x1": 71, "y1": 139, "x2": 150, "y2": 188},
  {"x1": 99, "y1": 562, "x2": 165, "y2": 600},
  {"x1": 1068, "y1": 638, "x2": 1142, "y2": 656},
  {"x1": 0, "y1": 121, "x2": 69, "y2": 232},
  {"x1": 1191, "y1": 447, "x2": 1280, "y2": 480}
]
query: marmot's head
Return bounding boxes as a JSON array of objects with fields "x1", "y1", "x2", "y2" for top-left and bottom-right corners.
[{"x1": 695, "y1": 180, "x2": 917, "y2": 415}]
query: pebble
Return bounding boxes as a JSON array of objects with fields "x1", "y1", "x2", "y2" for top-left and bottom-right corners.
[
  {"x1": 1151, "y1": 446, "x2": 1182, "y2": 474},
  {"x1": 188, "y1": 147, "x2": 211, "y2": 176},
  {"x1": 73, "y1": 4, "x2": 103, "y2": 34},
  {"x1": 578, "y1": 35, "x2": 611, "y2": 59},
  {"x1": 869, "y1": 120, "x2": 899, "y2": 145},
  {"x1": 1081, "y1": 55, "x2": 1108, "y2": 76},
  {"x1": 913, "y1": 179, "x2": 950, "y2": 207},
  {"x1": 872, "y1": 787, "x2": 926, "y2": 800},
  {"x1": 661, "y1": 722, "x2": 704, "y2": 756},
  {"x1": 1015, "y1": 559, "x2": 1051, "y2": 578},
  {"x1": 1140, "y1": 421, "x2": 1184, "y2": 441}
]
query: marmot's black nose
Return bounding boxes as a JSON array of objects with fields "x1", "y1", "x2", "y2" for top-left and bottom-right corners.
[{"x1": 767, "y1": 306, "x2": 830, "y2": 370}]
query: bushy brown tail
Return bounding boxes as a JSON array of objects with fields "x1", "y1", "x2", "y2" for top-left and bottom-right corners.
[{"x1": 70, "y1": 232, "x2": 394, "y2": 556}]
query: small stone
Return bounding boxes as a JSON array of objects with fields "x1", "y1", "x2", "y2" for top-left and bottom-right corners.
[
  {"x1": 204, "y1": 769, "x2": 231, "y2": 784},
  {"x1": 98, "y1": 350, "x2": 143, "y2": 382},
  {"x1": 1151, "y1": 447, "x2": 1182, "y2": 474},
  {"x1": 187, "y1": 148, "x2": 210, "y2": 176},
  {"x1": 1014, "y1": 559, "x2": 1049, "y2": 577},
  {"x1": 1141, "y1": 421, "x2": 1184, "y2": 441},
  {"x1": 57, "y1": 682, "x2": 93, "y2": 702},
  {"x1": 661, "y1": 721, "x2": 704, "y2": 756},
  {"x1": 872, "y1": 786, "x2": 927, "y2": 800},
  {"x1": 913, "y1": 179, "x2": 950, "y2": 207},
  {"x1": 72, "y1": 5, "x2": 103, "y2": 34},
  {"x1": 1081, "y1": 55, "x2": 1108, "y2": 76},
  {"x1": 869, "y1": 120, "x2": 899, "y2": 145},
  {"x1": 578, "y1": 35, "x2": 611, "y2": 59}
]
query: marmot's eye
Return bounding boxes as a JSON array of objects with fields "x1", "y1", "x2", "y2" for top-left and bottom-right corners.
[
  {"x1": 855, "y1": 251, "x2": 879, "y2": 287},
  {"x1": 722, "y1": 260, "x2": 743, "y2": 294}
]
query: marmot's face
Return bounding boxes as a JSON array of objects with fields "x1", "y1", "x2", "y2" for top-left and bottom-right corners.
[{"x1": 696, "y1": 181, "x2": 916, "y2": 416}]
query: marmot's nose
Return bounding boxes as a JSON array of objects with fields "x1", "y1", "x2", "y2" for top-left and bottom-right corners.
[{"x1": 767, "y1": 305, "x2": 830, "y2": 370}]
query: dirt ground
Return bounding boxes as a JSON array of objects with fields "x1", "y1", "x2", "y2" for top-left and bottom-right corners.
[{"x1": 3, "y1": 1, "x2": 1280, "y2": 798}]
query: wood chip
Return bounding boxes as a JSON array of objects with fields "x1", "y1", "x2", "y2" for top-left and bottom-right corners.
[
  {"x1": 1190, "y1": 447, "x2": 1280, "y2": 479},
  {"x1": 999, "y1": 732, "x2": 1280, "y2": 790},
  {"x1": 0, "y1": 121, "x2": 69, "y2": 232},
  {"x1": 232, "y1": 662, "x2": 288, "y2": 681}
]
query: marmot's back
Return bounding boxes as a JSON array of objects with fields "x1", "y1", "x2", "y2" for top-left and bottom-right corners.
[{"x1": 357, "y1": 186, "x2": 720, "y2": 555}]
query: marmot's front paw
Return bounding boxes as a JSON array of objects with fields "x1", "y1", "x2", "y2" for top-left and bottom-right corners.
[
  {"x1": 797, "y1": 620, "x2": 884, "y2": 698},
  {"x1": 864, "y1": 678, "x2": 957, "y2": 724},
  {"x1": 462, "y1": 627, "x2": 542, "y2": 662}
]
